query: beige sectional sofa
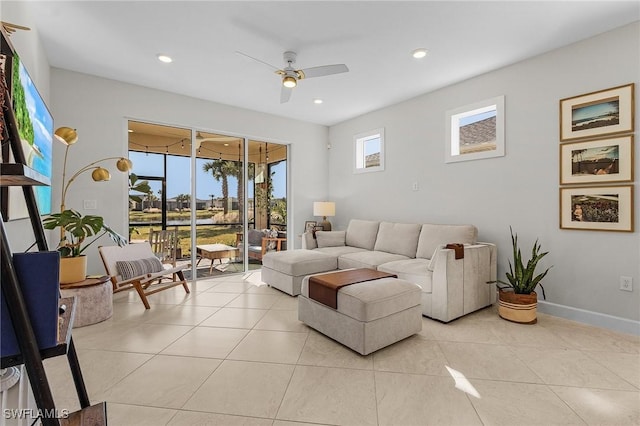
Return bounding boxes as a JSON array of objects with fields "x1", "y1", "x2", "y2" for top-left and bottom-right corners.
[{"x1": 262, "y1": 219, "x2": 497, "y2": 322}]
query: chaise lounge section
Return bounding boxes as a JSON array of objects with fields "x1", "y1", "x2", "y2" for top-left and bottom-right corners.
[{"x1": 262, "y1": 219, "x2": 497, "y2": 322}]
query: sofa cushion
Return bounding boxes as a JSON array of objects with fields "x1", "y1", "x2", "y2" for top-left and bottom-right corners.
[
  {"x1": 337, "y1": 277, "x2": 421, "y2": 322},
  {"x1": 373, "y1": 222, "x2": 421, "y2": 257},
  {"x1": 300, "y1": 274, "x2": 421, "y2": 322},
  {"x1": 315, "y1": 246, "x2": 368, "y2": 257},
  {"x1": 345, "y1": 220, "x2": 380, "y2": 250},
  {"x1": 338, "y1": 251, "x2": 409, "y2": 270},
  {"x1": 316, "y1": 231, "x2": 346, "y2": 248},
  {"x1": 378, "y1": 259, "x2": 433, "y2": 293},
  {"x1": 262, "y1": 249, "x2": 337, "y2": 276},
  {"x1": 416, "y1": 224, "x2": 477, "y2": 259}
]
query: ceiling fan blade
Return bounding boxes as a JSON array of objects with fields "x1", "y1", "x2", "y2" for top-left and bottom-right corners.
[
  {"x1": 280, "y1": 86, "x2": 293, "y2": 104},
  {"x1": 300, "y1": 64, "x2": 349, "y2": 79},
  {"x1": 235, "y1": 51, "x2": 281, "y2": 72}
]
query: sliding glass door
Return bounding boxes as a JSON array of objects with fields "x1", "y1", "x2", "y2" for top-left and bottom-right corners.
[{"x1": 128, "y1": 120, "x2": 287, "y2": 279}]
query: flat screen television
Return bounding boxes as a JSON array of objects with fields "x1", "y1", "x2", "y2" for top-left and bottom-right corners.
[
  {"x1": 12, "y1": 54, "x2": 54, "y2": 215},
  {"x1": 2, "y1": 49, "x2": 54, "y2": 219}
]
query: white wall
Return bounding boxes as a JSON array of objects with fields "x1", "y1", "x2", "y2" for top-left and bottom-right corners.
[
  {"x1": 328, "y1": 22, "x2": 640, "y2": 324},
  {"x1": 50, "y1": 69, "x2": 329, "y2": 274}
]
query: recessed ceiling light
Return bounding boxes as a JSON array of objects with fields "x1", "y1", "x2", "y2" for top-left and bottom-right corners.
[
  {"x1": 313, "y1": 99, "x2": 323, "y2": 104},
  {"x1": 157, "y1": 54, "x2": 173, "y2": 63},
  {"x1": 412, "y1": 48, "x2": 428, "y2": 59}
]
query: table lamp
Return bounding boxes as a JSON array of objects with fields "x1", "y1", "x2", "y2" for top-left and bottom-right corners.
[{"x1": 313, "y1": 201, "x2": 335, "y2": 231}]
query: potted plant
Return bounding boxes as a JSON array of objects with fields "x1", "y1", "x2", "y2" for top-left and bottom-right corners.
[
  {"x1": 496, "y1": 227, "x2": 551, "y2": 324},
  {"x1": 43, "y1": 209, "x2": 126, "y2": 284}
]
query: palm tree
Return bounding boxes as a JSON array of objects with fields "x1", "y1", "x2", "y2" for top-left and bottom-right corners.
[
  {"x1": 204, "y1": 160, "x2": 258, "y2": 221},
  {"x1": 144, "y1": 190, "x2": 158, "y2": 211},
  {"x1": 175, "y1": 193, "x2": 190, "y2": 211},
  {"x1": 224, "y1": 160, "x2": 244, "y2": 219},
  {"x1": 203, "y1": 160, "x2": 237, "y2": 215}
]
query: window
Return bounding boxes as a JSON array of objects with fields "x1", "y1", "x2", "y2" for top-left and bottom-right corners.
[
  {"x1": 446, "y1": 96, "x2": 505, "y2": 163},
  {"x1": 354, "y1": 128, "x2": 385, "y2": 173}
]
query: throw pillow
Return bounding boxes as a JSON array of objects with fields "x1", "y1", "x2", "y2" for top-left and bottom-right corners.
[
  {"x1": 116, "y1": 257, "x2": 165, "y2": 280},
  {"x1": 247, "y1": 229, "x2": 264, "y2": 246},
  {"x1": 316, "y1": 231, "x2": 346, "y2": 248}
]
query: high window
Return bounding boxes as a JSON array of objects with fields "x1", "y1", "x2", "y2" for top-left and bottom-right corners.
[{"x1": 354, "y1": 128, "x2": 385, "y2": 173}]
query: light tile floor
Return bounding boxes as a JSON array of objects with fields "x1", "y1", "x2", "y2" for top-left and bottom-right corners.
[{"x1": 45, "y1": 273, "x2": 640, "y2": 426}]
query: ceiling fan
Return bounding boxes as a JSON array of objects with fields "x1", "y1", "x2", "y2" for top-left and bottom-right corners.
[{"x1": 237, "y1": 51, "x2": 349, "y2": 103}]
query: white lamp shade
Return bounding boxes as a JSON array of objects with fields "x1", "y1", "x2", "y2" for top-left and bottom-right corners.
[{"x1": 313, "y1": 201, "x2": 335, "y2": 217}]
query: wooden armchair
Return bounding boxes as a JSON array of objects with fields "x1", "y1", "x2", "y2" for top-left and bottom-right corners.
[
  {"x1": 149, "y1": 227, "x2": 180, "y2": 267},
  {"x1": 98, "y1": 242, "x2": 190, "y2": 309}
]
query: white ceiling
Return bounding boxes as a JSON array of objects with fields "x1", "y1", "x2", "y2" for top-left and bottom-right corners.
[{"x1": 23, "y1": 1, "x2": 640, "y2": 126}]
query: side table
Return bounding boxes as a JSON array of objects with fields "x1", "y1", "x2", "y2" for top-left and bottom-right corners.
[{"x1": 60, "y1": 275, "x2": 113, "y2": 327}]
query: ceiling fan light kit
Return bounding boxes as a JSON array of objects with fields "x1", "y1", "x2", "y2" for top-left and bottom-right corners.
[{"x1": 282, "y1": 76, "x2": 297, "y2": 88}]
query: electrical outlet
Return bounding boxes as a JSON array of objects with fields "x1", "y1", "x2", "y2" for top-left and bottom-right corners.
[
  {"x1": 83, "y1": 199, "x2": 97, "y2": 210},
  {"x1": 620, "y1": 276, "x2": 633, "y2": 292},
  {"x1": 412, "y1": 182, "x2": 419, "y2": 191}
]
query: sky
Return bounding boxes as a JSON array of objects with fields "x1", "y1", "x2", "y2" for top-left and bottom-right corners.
[
  {"x1": 459, "y1": 110, "x2": 496, "y2": 127},
  {"x1": 129, "y1": 151, "x2": 286, "y2": 201}
]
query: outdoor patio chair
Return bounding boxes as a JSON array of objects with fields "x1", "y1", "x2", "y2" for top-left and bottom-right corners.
[
  {"x1": 98, "y1": 241, "x2": 190, "y2": 309},
  {"x1": 149, "y1": 227, "x2": 181, "y2": 266},
  {"x1": 236, "y1": 228, "x2": 286, "y2": 261}
]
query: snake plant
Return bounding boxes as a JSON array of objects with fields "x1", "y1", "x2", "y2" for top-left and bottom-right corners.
[{"x1": 498, "y1": 227, "x2": 551, "y2": 297}]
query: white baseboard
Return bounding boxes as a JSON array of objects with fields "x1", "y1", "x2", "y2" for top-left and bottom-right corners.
[{"x1": 537, "y1": 300, "x2": 640, "y2": 336}]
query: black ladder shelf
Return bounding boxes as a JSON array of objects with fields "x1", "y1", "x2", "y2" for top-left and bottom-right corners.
[{"x1": 1, "y1": 30, "x2": 106, "y2": 425}]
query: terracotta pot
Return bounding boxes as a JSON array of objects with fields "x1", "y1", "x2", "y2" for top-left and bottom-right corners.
[
  {"x1": 498, "y1": 289, "x2": 537, "y2": 324},
  {"x1": 59, "y1": 255, "x2": 87, "y2": 284}
]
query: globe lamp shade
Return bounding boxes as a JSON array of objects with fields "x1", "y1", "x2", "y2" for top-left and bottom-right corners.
[
  {"x1": 54, "y1": 127, "x2": 78, "y2": 145},
  {"x1": 116, "y1": 158, "x2": 133, "y2": 172},
  {"x1": 91, "y1": 167, "x2": 111, "y2": 182}
]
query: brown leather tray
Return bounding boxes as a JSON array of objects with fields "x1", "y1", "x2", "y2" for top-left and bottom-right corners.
[{"x1": 308, "y1": 269, "x2": 397, "y2": 309}]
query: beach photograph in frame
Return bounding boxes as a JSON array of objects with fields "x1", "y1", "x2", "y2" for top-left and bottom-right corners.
[
  {"x1": 560, "y1": 185, "x2": 633, "y2": 232},
  {"x1": 560, "y1": 135, "x2": 633, "y2": 185},
  {"x1": 560, "y1": 83, "x2": 634, "y2": 142}
]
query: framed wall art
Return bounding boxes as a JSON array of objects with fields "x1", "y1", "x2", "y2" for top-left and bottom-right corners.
[
  {"x1": 559, "y1": 135, "x2": 633, "y2": 185},
  {"x1": 304, "y1": 221, "x2": 316, "y2": 233},
  {"x1": 445, "y1": 96, "x2": 505, "y2": 163},
  {"x1": 559, "y1": 185, "x2": 633, "y2": 232},
  {"x1": 560, "y1": 83, "x2": 634, "y2": 142}
]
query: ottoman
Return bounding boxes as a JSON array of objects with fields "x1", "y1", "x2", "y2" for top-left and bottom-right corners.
[
  {"x1": 298, "y1": 271, "x2": 422, "y2": 355},
  {"x1": 60, "y1": 276, "x2": 113, "y2": 327},
  {"x1": 261, "y1": 250, "x2": 337, "y2": 296}
]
